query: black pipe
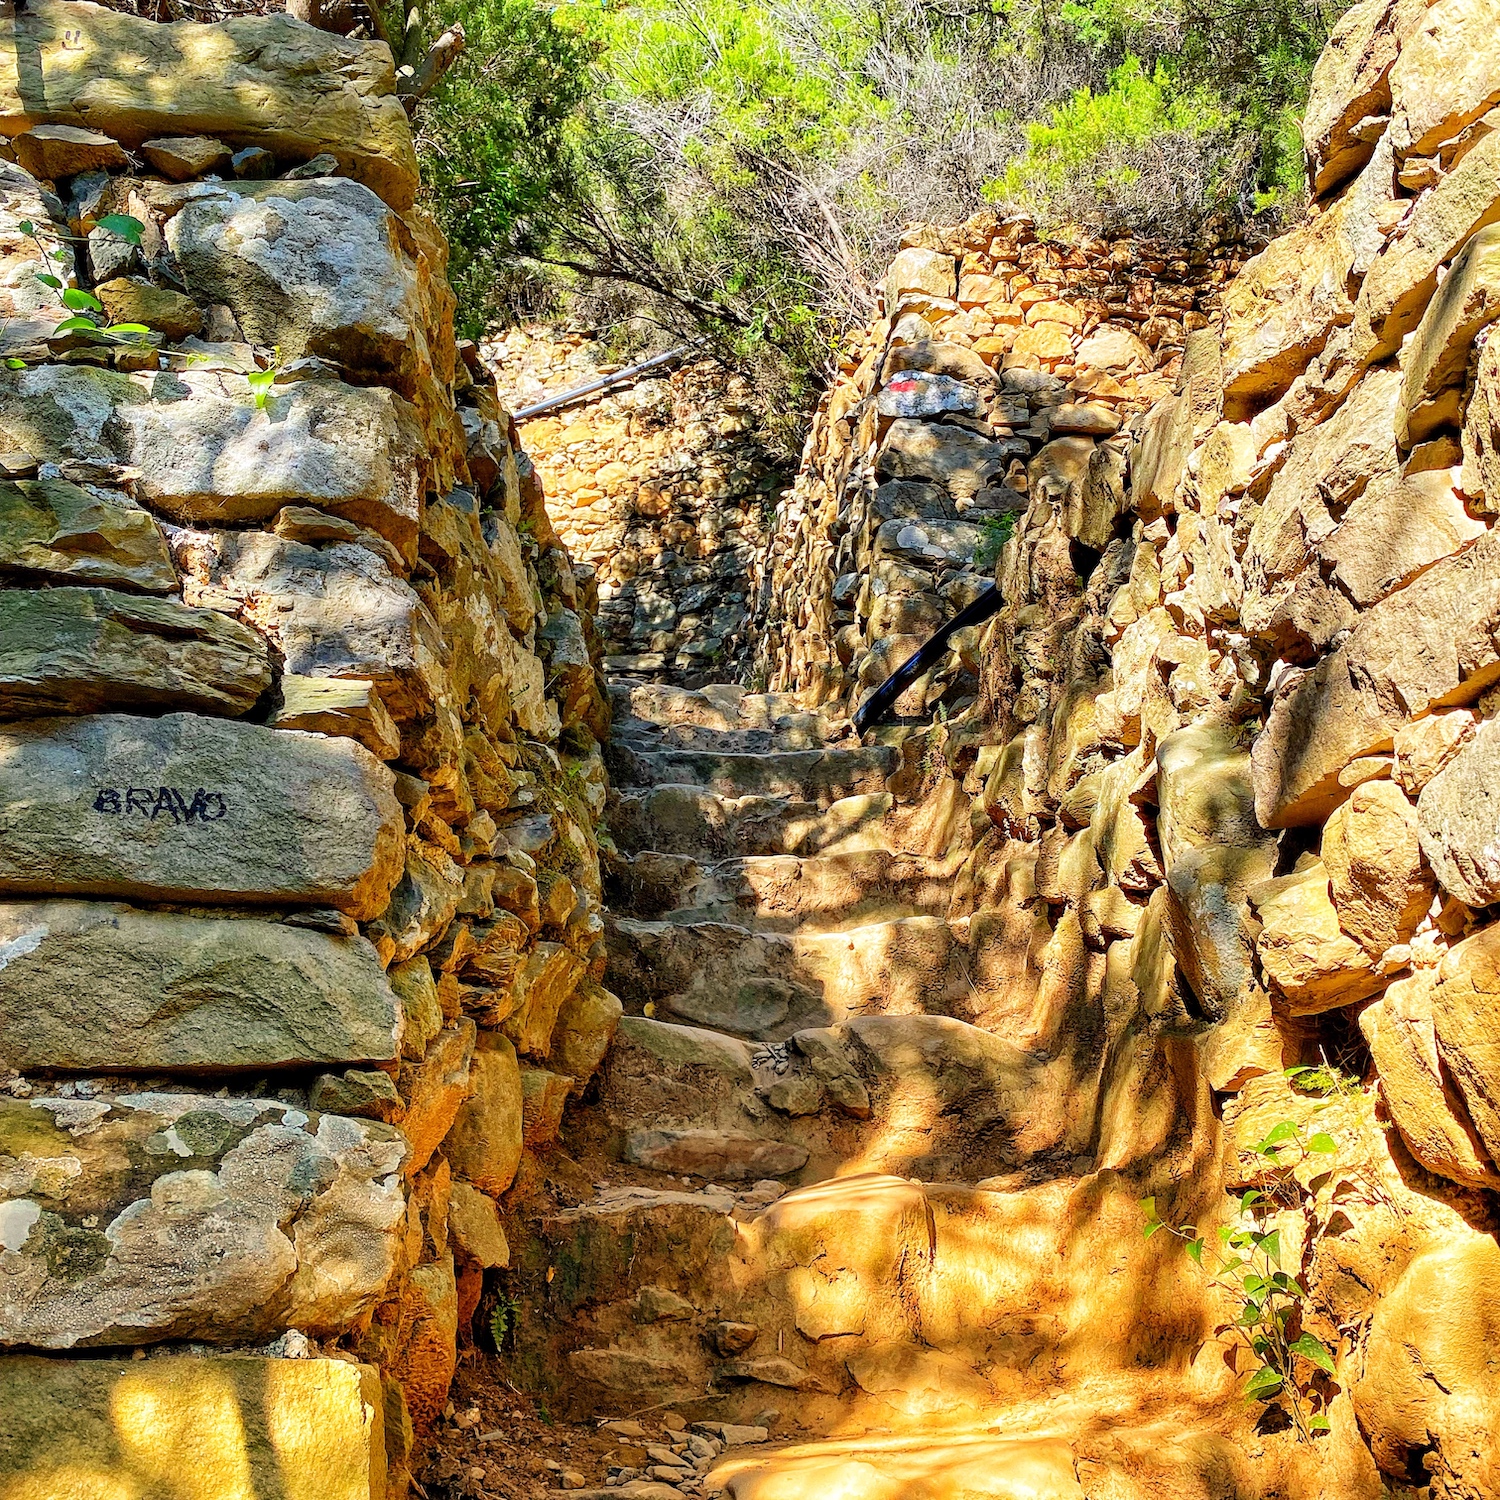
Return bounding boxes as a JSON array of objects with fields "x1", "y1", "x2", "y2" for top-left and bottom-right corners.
[{"x1": 852, "y1": 582, "x2": 1005, "y2": 736}]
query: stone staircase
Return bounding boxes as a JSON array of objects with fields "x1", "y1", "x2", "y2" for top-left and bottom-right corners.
[{"x1": 503, "y1": 684, "x2": 1267, "y2": 1499}]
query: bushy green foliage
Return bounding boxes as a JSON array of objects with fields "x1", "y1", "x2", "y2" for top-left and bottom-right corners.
[
  {"x1": 412, "y1": 0, "x2": 1353, "y2": 399},
  {"x1": 412, "y1": 0, "x2": 599, "y2": 337}
]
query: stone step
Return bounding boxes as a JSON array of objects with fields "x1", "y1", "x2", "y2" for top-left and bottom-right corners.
[
  {"x1": 699, "y1": 1421, "x2": 1273, "y2": 1500},
  {"x1": 603, "y1": 849, "x2": 962, "y2": 932},
  {"x1": 612, "y1": 712, "x2": 843, "y2": 755},
  {"x1": 605, "y1": 743, "x2": 897, "y2": 807},
  {"x1": 607, "y1": 786, "x2": 895, "y2": 859},
  {"x1": 610, "y1": 682, "x2": 843, "y2": 749},
  {"x1": 590, "y1": 1012, "x2": 1087, "y2": 1186},
  {"x1": 506, "y1": 1165, "x2": 1192, "y2": 1429},
  {"x1": 604, "y1": 913, "x2": 972, "y2": 1039}
]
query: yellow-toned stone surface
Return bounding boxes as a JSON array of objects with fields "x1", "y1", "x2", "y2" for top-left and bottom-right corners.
[
  {"x1": 0, "y1": 0, "x2": 417, "y2": 209},
  {"x1": 0, "y1": 1354, "x2": 386, "y2": 1500}
]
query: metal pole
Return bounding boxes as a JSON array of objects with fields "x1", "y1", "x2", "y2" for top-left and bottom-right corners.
[{"x1": 510, "y1": 339, "x2": 706, "y2": 421}]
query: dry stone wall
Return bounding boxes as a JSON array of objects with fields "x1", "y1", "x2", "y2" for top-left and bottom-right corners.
[
  {"x1": 723, "y1": 1, "x2": 1500, "y2": 1490},
  {"x1": 491, "y1": 327, "x2": 786, "y2": 684},
  {"x1": 0, "y1": 6, "x2": 614, "y2": 1497},
  {"x1": 750, "y1": 219, "x2": 1254, "y2": 713}
]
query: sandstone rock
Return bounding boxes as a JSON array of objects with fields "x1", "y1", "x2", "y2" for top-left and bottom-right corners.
[
  {"x1": 1389, "y1": 0, "x2": 1500, "y2": 160},
  {"x1": 172, "y1": 530, "x2": 444, "y2": 722},
  {"x1": 875, "y1": 419, "x2": 1016, "y2": 498},
  {"x1": 1321, "y1": 780, "x2": 1434, "y2": 956},
  {"x1": 1050, "y1": 402, "x2": 1121, "y2": 437},
  {"x1": 310, "y1": 1068, "x2": 403, "y2": 1121},
  {"x1": 1074, "y1": 325, "x2": 1151, "y2": 372},
  {"x1": 1352, "y1": 1236, "x2": 1500, "y2": 1496},
  {"x1": 1461, "y1": 311, "x2": 1500, "y2": 507},
  {"x1": 0, "y1": 365, "x2": 427, "y2": 566},
  {"x1": 884, "y1": 249, "x2": 956, "y2": 308},
  {"x1": 0, "y1": 0, "x2": 419, "y2": 209},
  {"x1": 444, "y1": 1039, "x2": 524, "y2": 1197},
  {"x1": 93, "y1": 277, "x2": 203, "y2": 341},
  {"x1": 448, "y1": 1180, "x2": 510, "y2": 1269},
  {"x1": 1400, "y1": 222, "x2": 1500, "y2": 445},
  {"x1": 1357, "y1": 126, "x2": 1500, "y2": 358},
  {"x1": 1360, "y1": 972, "x2": 1500, "y2": 1188},
  {"x1": 0, "y1": 1090, "x2": 406, "y2": 1347},
  {"x1": 520, "y1": 1066, "x2": 572, "y2": 1147},
  {"x1": 1427, "y1": 923, "x2": 1500, "y2": 1161},
  {"x1": 1322, "y1": 468, "x2": 1486, "y2": 607},
  {"x1": 1242, "y1": 368, "x2": 1401, "y2": 631},
  {"x1": 398, "y1": 1021, "x2": 475, "y2": 1176},
  {"x1": 0, "y1": 899, "x2": 400, "y2": 1070},
  {"x1": 0, "y1": 477, "x2": 175, "y2": 592},
  {"x1": 389, "y1": 955, "x2": 444, "y2": 1062},
  {"x1": 0, "y1": 712, "x2": 404, "y2": 919},
  {"x1": 1393, "y1": 707, "x2": 1476, "y2": 794},
  {"x1": 167, "y1": 177, "x2": 437, "y2": 396},
  {"x1": 140, "y1": 134, "x2": 232, "y2": 179},
  {"x1": 13, "y1": 122, "x2": 126, "y2": 178},
  {"x1": 389, "y1": 1253, "x2": 458, "y2": 1440},
  {"x1": 549, "y1": 978, "x2": 622, "y2": 1092},
  {"x1": 873, "y1": 516, "x2": 984, "y2": 567},
  {"x1": 1418, "y1": 717, "x2": 1500, "y2": 905},
  {"x1": 0, "y1": 1354, "x2": 388, "y2": 1500},
  {"x1": 876, "y1": 371, "x2": 982, "y2": 419},
  {"x1": 623, "y1": 1128, "x2": 809, "y2": 1181},
  {"x1": 1249, "y1": 862, "x2": 1386, "y2": 1013},
  {"x1": 845, "y1": 1341, "x2": 994, "y2": 1413},
  {"x1": 502, "y1": 942, "x2": 587, "y2": 1058},
  {"x1": 269, "y1": 675, "x2": 402, "y2": 761},
  {"x1": 1252, "y1": 528, "x2": 1500, "y2": 827},
  {"x1": 1221, "y1": 196, "x2": 1356, "y2": 407},
  {"x1": 1302, "y1": 0, "x2": 1401, "y2": 196},
  {"x1": 0, "y1": 585, "x2": 271, "y2": 719}
]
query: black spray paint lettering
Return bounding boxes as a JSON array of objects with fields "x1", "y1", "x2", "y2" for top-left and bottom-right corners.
[{"x1": 93, "y1": 788, "x2": 229, "y2": 823}]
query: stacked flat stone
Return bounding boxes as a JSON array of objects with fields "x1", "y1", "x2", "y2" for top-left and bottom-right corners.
[
  {"x1": 0, "y1": 4, "x2": 615, "y2": 1497},
  {"x1": 490, "y1": 327, "x2": 784, "y2": 684},
  {"x1": 748, "y1": 216, "x2": 1253, "y2": 716}
]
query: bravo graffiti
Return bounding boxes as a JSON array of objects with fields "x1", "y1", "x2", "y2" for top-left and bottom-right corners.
[{"x1": 93, "y1": 787, "x2": 229, "y2": 822}]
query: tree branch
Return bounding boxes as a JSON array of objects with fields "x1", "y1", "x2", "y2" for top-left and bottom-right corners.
[{"x1": 397, "y1": 20, "x2": 465, "y2": 109}]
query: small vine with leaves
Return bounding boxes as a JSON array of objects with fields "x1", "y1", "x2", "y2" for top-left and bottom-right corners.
[
  {"x1": 12, "y1": 213, "x2": 155, "y2": 364},
  {"x1": 1142, "y1": 1102, "x2": 1341, "y2": 1443}
]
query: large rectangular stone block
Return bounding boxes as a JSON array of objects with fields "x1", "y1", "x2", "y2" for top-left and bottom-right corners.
[
  {"x1": 0, "y1": 364, "x2": 427, "y2": 566},
  {"x1": 0, "y1": 1353, "x2": 387, "y2": 1500},
  {"x1": 0, "y1": 712, "x2": 404, "y2": 919},
  {"x1": 0, "y1": 900, "x2": 400, "y2": 1070},
  {"x1": 0, "y1": 585, "x2": 271, "y2": 719},
  {"x1": 0, "y1": 475, "x2": 176, "y2": 592},
  {"x1": 0, "y1": 0, "x2": 417, "y2": 210},
  {"x1": 0, "y1": 1091, "x2": 406, "y2": 1348}
]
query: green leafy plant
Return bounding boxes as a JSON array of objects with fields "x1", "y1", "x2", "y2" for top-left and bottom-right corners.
[
  {"x1": 972, "y1": 510, "x2": 1017, "y2": 570},
  {"x1": 1142, "y1": 1114, "x2": 1340, "y2": 1443},
  {"x1": 489, "y1": 1290, "x2": 522, "y2": 1350},
  {"x1": 246, "y1": 349, "x2": 282, "y2": 410},
  {"x1": 17, "y1": 215, "x2": 155, "y2": 357}
]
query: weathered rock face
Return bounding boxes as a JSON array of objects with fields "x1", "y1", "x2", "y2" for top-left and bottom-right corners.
[
  {"x1": 492, "y1": 328, "x2": 785, "y2": 685},
  {"x1": 0, "y1": 1091, "x2": 407, "y2": 1348},
  {"x1": 0, "y1": 900, "x2": 401, "y2": 1071},
  {"x1": 0, "y1": 1354, "x2": 389, "y2": 1500},
  {"x1": 0, "y1": 585, "x2": 272, "y2": 718},
  {"x1": 0, "y1": 713, "x2": 404, "y2": 918},
  {"x1": 0, "y1": 0, "x2": 418, "y2": 208},
  {"x1": 749, "y1": 217, "x2": 1250, "y2": 715},
  {"x1": 167, "y1": 176, "x2": 442, "y2": 397},
  {"x1": 0, "y1": 8, "x2": 613, "y2": 1487}
]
